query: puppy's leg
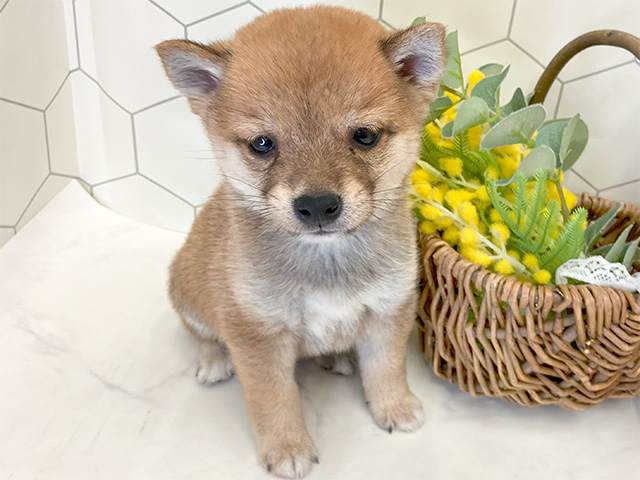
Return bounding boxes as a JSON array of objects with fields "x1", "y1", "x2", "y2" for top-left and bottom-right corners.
[
  {"x1": 314, "y1": 349, "x2": 358, "y2": 376},
  {"x1": 227, "y1": 329, "x2": 318, "y2": 479},
  {"x1": 196, "y1": 339, "x2": 235, "y2": 385},
  {"x1": 357, "y1": 295, "x2": 424, "y2": 433}
]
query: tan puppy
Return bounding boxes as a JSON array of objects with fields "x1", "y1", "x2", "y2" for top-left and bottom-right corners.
[{"x1": 156, "y1": 7, "x2": 444, "y2": 478}]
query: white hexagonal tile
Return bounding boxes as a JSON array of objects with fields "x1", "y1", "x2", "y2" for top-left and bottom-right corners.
[
  {"x1": 135, "y1": 98, "x2": 220, "y2": 206},
  {"x1": 16, "y1": 175, "x2": 72, "y2": 230},
  {"x1": 0, "y1": 227, "x2": 15, "y2": 249},
  {"x1": 0, "y1": 101, "x2": 49, "y2": 226},
  {"x1": 557, "y1": 63, "x2": 640, "y2": 190},
  {"x1": 0, "y1": 0, "x2": 70, "y2": 109},
  {"x1": 93, "y1": 175, "x2": 195, "y2": 232},
  {"x1": 563, "y1": 169, "x2": 597, "y2": 197},
  {"x1": 63, "y1": 0, "x2": 79, "y2": 70},
  {"x1": 71, "y1": 73, "x2": 136, "y2": 185},
  {"x1": 75, "y1": 0, "x2": 183, "y2": 113},
  {"x1": 460, "y1": 40, "x2": 562, "y2": 113},
  {"x1": 150, "y1": 0, "x2": 246, "y2": 25},
  {"x1": 252, "y1": 0, "x2": 380, "y2": 18},
  {"x1": 599, "y1": 181, "x2": 640, "y2": 207},
  {"x1": 382, "y1": 0, "x2": 513, "y2": 51},
  {"x1": 510, "y1": 0, "x2": 638, "y2": 82},
  {"x1": 188, "y1": 3, "x2": 262, "y2": 42},
  {"x1": 46, "y1": 77, "x2": 79, "y2": 177}
]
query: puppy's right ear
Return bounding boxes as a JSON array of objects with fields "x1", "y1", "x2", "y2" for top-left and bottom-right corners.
[{"x1": 155, "y1": 40, "x2": 232, "y2": 116}]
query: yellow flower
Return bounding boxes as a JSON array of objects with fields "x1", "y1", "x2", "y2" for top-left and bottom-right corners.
[
  {"x1": 467, "y1": 70, "x2": 485, "y2": 93},
  {"x1": 494, "y1": 258, "x2": 515, "y2": 275},
  {"x1": 439, "y1": 157, "x2": 463, "y2": 177},
  {"x1": 411, "y1": 168, "x2": 434, "y2": 185},
  {"x1": 507, "y1": 249, "x2": 520, "y2": 261},
  {"x1": 461, "y1": 246, "x2": 492, "y2": 267},
  {"x1": 424, "y1": 122, "x2": 441, "y2": 140},
  {"x1": 494, "y1": 144, "x2": 521, "y2": 158},
  {"x1": 533, "y1": 269, "x2": 552, "y2": 285},
  {"x1": 485, "y1": 166, "x2": 500, "y2": 182},
  {"x1": 434, "y1": 216, "x2": 453, "y2": 228},
  {"x1": 565, "y1": 189, "x2": 577, "y2": 211},
  {"x1": 522, "y1": 253, "x2": 539, "y2": 271},
  {"x1": 443, "y1": 91, "x2": 460, "y2": 102},
  {"x1": 489, "y1": 208, "x2": 503, "y2": 223},
  {"x1": 419, "y1": 204, "x2": 442, "y2": 220},
  {"x1": 476, "y1": 185, "x2": 490, "y2": 203},
  {"x1": 459, "y1": 201, "x2": 479, "y2": 227},
  {"x1": 445, "y1": 189, "x2": 475, "y2": 210},
  {"x1": 419, "y1": 221, "x2": 438, "y2": 235},
  {"x1": 467, "y1": 126, "x2": 483, "y2": 150},
  {"x1": 490, "y1": 222, "x2": 510, "y2": 243},
  {"x1": 442, "y1": 226, "x2": 460, "y2": 245},
  {"x1": 459, "y1": 227, "x2": 478, "y2": 246},
  {"x1": 497, "y1": 156, "x2": 519, "y2": 178}
]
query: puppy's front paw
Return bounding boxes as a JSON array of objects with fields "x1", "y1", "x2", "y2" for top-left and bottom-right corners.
[
  {"x1": 260, "y1": 438, "x2": 319, "y2": 479},
  {"x1": 370, "y1": 392, "x2": 425, "y2": 433},
  {"x1": 195, "y1": 340, "x2": 235, "y2": 385}
]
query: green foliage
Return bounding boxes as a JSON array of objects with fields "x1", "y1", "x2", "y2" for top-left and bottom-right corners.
[
  {"x1": 470, "y1": 66, "x2": 510, "y2": 110},
  {"x1": 452, "y1": 97, "x2": 490, "y2": 135},
  {"x1": 479, "y1": 104, "x2": 546, "y2": 149},
  {"x1": 583, "y1": 203, "x2": 623, "y2": 251},
  {"x1": 440, "y1": 31, "x2": 464, "y2": 94},
  {"x1": 495, "y1": 145, "x2": 555, "y2": 186},
  {"x1": 486, "y1": 170, "x2": 587, "y2": 277},
  {"x1": 535, "y1": 114, "x2": 589, "y2": 170}
]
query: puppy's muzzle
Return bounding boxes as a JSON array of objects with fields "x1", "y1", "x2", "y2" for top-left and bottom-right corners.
[{"x1": 293, "y1": 192, "x2": 343, "y2": 227}]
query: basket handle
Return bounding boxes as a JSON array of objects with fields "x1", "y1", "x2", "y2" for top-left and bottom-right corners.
[{"x1": 529, "y1": 30, "x2": 640, "y2": 105}]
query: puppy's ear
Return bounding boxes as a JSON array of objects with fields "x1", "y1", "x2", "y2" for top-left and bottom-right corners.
[
  {"x1": 381, "y1": 22, "x2": 446, "y2": 97},
  {"x1": 155, "y1": 40, "x2": 232, "y2": 116}
]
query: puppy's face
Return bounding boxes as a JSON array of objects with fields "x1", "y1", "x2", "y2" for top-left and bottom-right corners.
[{"x1": 157, "y1": 7, "x2": 444, "y2": 238}]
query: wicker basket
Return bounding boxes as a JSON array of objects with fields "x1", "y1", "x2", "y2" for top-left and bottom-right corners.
[{"x1": 416, "y1": 30, "x2": 640, "y2": 409}]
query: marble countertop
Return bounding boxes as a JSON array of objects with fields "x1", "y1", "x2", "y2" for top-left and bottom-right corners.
[{"x1": 1, "y1": 182, "x2": 638, "y2": 480}]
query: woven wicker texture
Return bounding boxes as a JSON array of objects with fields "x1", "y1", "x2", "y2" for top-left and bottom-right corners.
[{"x1": 417, "y1": 195, "x2": 640, "y2": 409}]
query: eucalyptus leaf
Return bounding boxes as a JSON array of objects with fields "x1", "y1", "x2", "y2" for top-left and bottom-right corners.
[
  {"x1": 441, "y1": 120, "x2": 454, "y2": 139},
  {"x1": 583, "y1": 203, "x2": 623, "y2": 252},
  {"x1": 478, "y1": 63, "x2": 504, "y2": 77},
  {"x1": 500, "y1": 88, "x2": 526, "y2": 118},
  {"x1": 559, "y1": 114, "x2": 588, "y2": 171},
  {"x1": 471, "y1": 66, "x2": 510, "y2": 111},
  {"x1": 495, "y1": 146, "x2": 555, "y2": 186},
  {"x1": 604, "y1": 223, "x2": 633, "y2": 262},
  {"x1": 480, "y1": 104, "x2": 547, "y2": 150},
  {"x1": 452, "y1": 97, "x2": 490, "y2": 135},
  {"x1": 440, "y1": 31, "x2": 463, "y2": 92},
  {"x1": 535, "y1": 119, "x2": 569, "y2": 168},
  {"x1": 622, "y1": 237, "x2": 640, "y2": 271},
  {"x1": 591, "y1": 240, "x2": 640, "y2": 264},
  {"x1": 411, "y1": 16, "x2": 426, "y2": 26},
  {"x1": 426, "y1": 96, "x2": 453, "y2": 123}
]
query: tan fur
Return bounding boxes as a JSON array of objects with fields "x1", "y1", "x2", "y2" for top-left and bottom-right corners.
[{"x1": 157, "y1": 7, "x2": 444, "y2": 478}]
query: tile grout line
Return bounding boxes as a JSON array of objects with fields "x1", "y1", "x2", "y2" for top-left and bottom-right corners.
[
  {"x1": 82, "y1": 71, "x2": 132, "y2": 114},
  {"x1": 0, "y1": 0, "x2": 11, "y2": 16},
  {"x1": 563, "y1": 59, "x2": 636, "y2": 84},
  {"x1": 133, "y1": 95, "x2": 180, "y2": 116},
  {"x1": 44, "y1": 71, "x2": 72, "y2": 111},
  {"x1": 14, "y1": 173, "x2": 50, "y2": 229},
  {"x1": 186, "y1": 1, "x2": 251, "y2": 28},
  {"x1": 131, "y1": 115, "x2": 140, "y2": 173},
  {"x1": 378, "y1": 0, "x2": 384, "y2": 21},
  {"x1": 138, "y1": 173, "x2": 196, "y2": 207},
  {"x1": 570, "y1": 169, "x2": 598, "y2": 192},
  {"x1": 460, "y1": 38, "x2": 507, "y2": 57},
  {"x1": 506, "y1": 0, "x2": 517, "y2": 39},
  {"x1": 92, "y1": 173, "x2": 137, "y2": 189},
  {"x1": 508, "y1": 38, "x2": 546, "y2": 69},
  {"x1": 43, "y1": 113, "x2": 52, "y2": 173},
  {"x1": 249, "y1": 1, "x2": 266, "y2": 14},
  {"x1": 0, "y1": 97, "x2": 43, "y2": 112},
  {"x1": 599, "y1": 178, "x2": 640, "y2": 192},
  {"x1": 71, "y1": 0, "x2": 82, "y2": 70},
  {"x1": 147, "y1": 0, "x2": 185, "y2": 27},
  {"x1": 378, "y1": 19, "x2": 396, "y2": 31}
]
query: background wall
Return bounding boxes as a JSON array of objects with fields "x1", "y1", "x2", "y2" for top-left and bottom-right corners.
[{"x1": 1, "y1": 0, "x2": 638, "y2": 247}]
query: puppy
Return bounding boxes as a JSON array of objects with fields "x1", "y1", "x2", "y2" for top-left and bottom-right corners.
[{"x1": 156, "y1": 7, "x2": 444, "y2": 478}]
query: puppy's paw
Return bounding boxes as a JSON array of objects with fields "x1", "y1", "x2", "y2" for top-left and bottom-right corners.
[
  {"x1": 195, "y1": 341, "x2": 235, "y2": 385},
  {"x1": 314, "y1": 351, "x2": 358, "y2": 376},
  {"x1": 260, "y1": 438, "x2": 318, "y2": 479},
  {"x1": 371, "y1": 392, "x2": 425, "y2": 433}
]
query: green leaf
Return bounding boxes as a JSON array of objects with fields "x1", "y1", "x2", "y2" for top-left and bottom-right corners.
[
  {"x1": 471, "y1": 66, "x2": 510, "y2": 111},
  {"x1": 495, "y1": 146, "x2": 555, "y2": 186},
  {"x1": 535, "y1": 119, "x2": 569, "y2": 168},
  {"x1": 622, "y1": 237, "x2": 640, "y2": 271},
  {"x1": 477, "y1": 63, "x2": 504, "y2": 77},
  {"x1": 500, "y1": 88, "x2": 526, "y2": 118},
  {"x1": 411, "y1": 16, "x2": 426, "y2": 26},
  {"x1": 559, "y1": 114, "x2": 588, "y2": 171},
  {"x1": 441, "y1": 120, "x2": 454, "y2": 138},
  {"x1": 583, "y1": 203, "x2": 623, "y2": 252},
  {"x1": 452, "y1": 97, "x2": 490, "y2": 135},
  {"x1": 440, "y1": 31, "x2": 463, "y2": 92},
  {"x1": 604, "y1": 223, "x2": 634, "y2": 262},
  {"x1": 480, "y1": 104, "x2": 547, "y2": 150},
  {"x1": 426, "y1": 96, "x2": 453, "y2": 123}
]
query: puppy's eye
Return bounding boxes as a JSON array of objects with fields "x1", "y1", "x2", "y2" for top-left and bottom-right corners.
[
  {"x1": 353, "y1": 127, "x2": 381, "y2": 148},
  {"x1": 249, "y1": 136, "x2": 275, "y2": 154}
]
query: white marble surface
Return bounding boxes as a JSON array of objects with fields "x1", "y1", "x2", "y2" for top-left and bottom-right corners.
[{"x1": 1, "y1": 182, "x2": 639, "y2": 480}]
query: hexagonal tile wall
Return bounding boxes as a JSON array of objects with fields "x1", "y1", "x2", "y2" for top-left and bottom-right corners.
[
  {"x1": 75, "y1": 0, "x2": 184, "y2": 113},
  {"x1": 252, "y1": 0, "x2": 381, "y2": 18},
  {"x1": 150, "y1": 0, "x2": 249, "y2": 26},
  {"x1": 0, "y1": 100, "x2": 49, "y2": 227},
  {"x1": 135, "y1": 97, "x2": 220, "y2": 207},
  {"x1": 0, "y1": 0, "x2": 70, "y2": 109},
  {"x1": 187, "y1": 3, "x2": 263, "y2": 42}
]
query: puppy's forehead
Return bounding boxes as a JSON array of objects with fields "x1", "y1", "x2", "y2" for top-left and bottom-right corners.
[{"x1": 221, "y1": 7, "x2": 400, "y2": 130}]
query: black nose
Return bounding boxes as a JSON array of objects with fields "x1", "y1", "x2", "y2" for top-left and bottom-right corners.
[{"x1": 293, "y1": 193, "x2": 343, "y2": 227}]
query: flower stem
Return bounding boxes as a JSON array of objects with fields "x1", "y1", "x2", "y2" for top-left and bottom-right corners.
[{"x1": 553, "y1": 178, "x2": 571, "y2": 221}]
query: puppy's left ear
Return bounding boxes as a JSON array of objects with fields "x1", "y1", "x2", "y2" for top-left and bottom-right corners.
[{"x1": 381, "y1": 22, "x2": 446, "y2": 100}]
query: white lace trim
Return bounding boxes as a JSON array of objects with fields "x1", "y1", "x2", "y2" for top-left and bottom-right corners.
[{"x1": 555, "y1": 256, "x2": 640, "y2": 292}]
